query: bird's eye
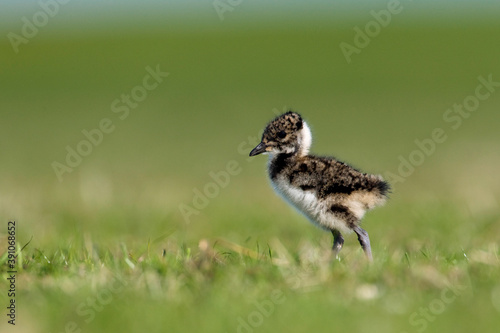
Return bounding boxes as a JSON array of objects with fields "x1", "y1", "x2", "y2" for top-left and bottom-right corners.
[{"x1": 277, "y1": 131, "x2": 287, "y2": 139}]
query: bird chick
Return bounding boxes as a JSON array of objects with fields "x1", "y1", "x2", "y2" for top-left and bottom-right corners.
[{"x1": 249, "y1": 111, "x2": 390, "y2": 261}]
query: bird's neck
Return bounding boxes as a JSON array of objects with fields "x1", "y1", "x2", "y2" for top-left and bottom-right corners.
[
  {"x1": 268, "y1": 152, "x2": 294, "y2": 180},
  {"x1": 297, "y1": 121, "x2": 312, "y2": 157}
]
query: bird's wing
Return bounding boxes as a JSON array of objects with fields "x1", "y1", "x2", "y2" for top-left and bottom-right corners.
[{"x1": 288, "y1": 156, "x2": 367, "y2": 196}]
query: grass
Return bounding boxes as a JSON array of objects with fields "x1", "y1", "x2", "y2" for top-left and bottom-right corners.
[
  {"x1": 1, "y1": 199, "x2": 499, "y2": 332},
  {"x1": 1, "y1": 9, "x2": 500, "y2": 333},
  {"x1": 1, "y1": 219, "x2": 499, "y2": 333}
]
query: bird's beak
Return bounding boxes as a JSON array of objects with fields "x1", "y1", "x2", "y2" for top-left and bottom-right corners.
[{"x1": 249, "y1": 142, "x2": 267, "y2": 156}]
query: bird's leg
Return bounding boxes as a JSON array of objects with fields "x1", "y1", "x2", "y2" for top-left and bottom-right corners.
[
  {"x1": 353, "y1": 226, "x2": 373, "y2": 261},
  {"x1": 331, "y1": 229, "x2": 344, "y2": 259}
]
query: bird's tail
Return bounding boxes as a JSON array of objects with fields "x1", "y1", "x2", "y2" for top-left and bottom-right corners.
[{"x1": 362, "y1": 174, "x2": 391, "y2": 209}]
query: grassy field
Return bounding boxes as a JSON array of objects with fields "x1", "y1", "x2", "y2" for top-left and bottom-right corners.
[{"x1": 1, "y1": 4, "x2": 500, "y2": 333}]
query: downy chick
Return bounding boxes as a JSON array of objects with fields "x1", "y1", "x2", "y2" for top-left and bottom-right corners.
[{"x1": 249, "y1": 111, "x2": 390, "y2": 261}]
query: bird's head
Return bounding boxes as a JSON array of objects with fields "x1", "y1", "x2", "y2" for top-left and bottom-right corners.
[{"x1": 249, "y1": 111, "x2": 312, "y2": 157}]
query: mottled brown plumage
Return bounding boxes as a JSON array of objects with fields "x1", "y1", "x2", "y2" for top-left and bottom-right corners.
[{"x1": 250, "y1": 111, "x2": 390, "y2": 261}]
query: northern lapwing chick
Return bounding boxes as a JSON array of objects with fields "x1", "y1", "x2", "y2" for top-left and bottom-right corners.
[{"x1": 249, "y1": 111, "x2": 390, "y2": 261}]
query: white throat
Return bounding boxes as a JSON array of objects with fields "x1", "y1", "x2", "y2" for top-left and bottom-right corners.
[{"x1": 298, "y1": 121, "x2": 312, "y2": 156}]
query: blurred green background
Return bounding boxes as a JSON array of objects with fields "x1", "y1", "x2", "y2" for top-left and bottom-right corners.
[{"x1": 1, "y1": 1, "x2": 500, "y2": 332}]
